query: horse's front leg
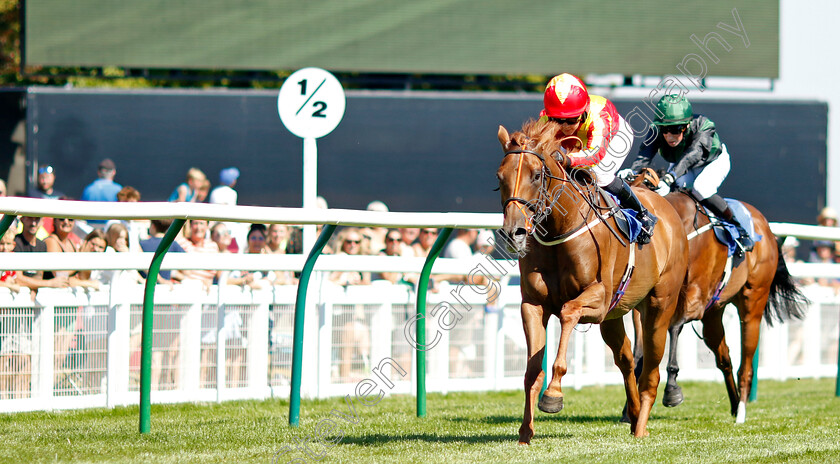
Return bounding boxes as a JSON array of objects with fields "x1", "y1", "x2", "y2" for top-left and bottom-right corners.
[
  {"x1": 519, "y1": 302, "x2": 549, "y2": 445},
  {"x1": 539, "y1": 283, "x2": 605, "y2": 414}
]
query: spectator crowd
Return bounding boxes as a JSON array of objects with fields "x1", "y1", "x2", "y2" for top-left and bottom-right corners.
[{"x1": 0, "y1": 161, "x2": 504, "y2": 296}]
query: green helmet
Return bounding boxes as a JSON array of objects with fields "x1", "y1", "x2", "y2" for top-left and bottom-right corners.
[{"x1": 652, "y1": 94, "x2": 693, "y2": 125}]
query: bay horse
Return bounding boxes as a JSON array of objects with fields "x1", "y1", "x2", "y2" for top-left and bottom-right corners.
[
  {"x1": 627, "y1": 168, "x2": 808, "y2": 423},
  {"x1": 495, "y1": 122, "x2": 688, "y2": 443}
]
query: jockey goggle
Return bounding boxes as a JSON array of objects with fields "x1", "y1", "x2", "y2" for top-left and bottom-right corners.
[
  {"x1": 549, "y1": 116, "x2": 582, "y2": 125},
  {"x1": 661, "y1": 125, "x2": 688, "y2": 134}
]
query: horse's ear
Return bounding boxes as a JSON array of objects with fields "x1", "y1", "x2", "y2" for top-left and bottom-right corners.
[{"x1": 498, "y1": 125, "x2": 511, "y2": 149}]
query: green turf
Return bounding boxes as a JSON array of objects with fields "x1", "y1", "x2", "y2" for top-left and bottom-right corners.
[{"x1": 1, "y1": 378, "x2": 839, "y2": 463}]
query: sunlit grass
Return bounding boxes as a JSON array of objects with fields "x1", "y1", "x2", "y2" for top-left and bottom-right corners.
[{"x1": 1, "y1": 378, "x2": 838, "y2": 463}]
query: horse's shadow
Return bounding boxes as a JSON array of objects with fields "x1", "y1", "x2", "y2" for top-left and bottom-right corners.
[
  {"x1": 338, "y1": 414, "x2": 622, "y2": 446},
  {"x1": 449, "y1": 413, "x2": 623, "y2": 425},
  {"x1": 339, "y1": 430, "x2": 575, "y2": 446}
]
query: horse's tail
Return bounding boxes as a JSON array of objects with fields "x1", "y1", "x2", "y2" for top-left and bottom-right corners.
[{"x1": 764, "y1": 237, "x2": 810, "y2": 326}]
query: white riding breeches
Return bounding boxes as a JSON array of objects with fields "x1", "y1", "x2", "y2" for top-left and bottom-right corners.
[
  {"x1": 591, "y1": 116, "x2": 633, "y2": 187},
  {"x1": 671, "y1": 144, "x2": 731, "y2": 199}
]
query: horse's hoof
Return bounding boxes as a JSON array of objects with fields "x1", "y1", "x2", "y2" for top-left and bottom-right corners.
[
  {"x1": 619, "y1": 403, "x2": 631, "y2": 423},
  {"x1": 538, "y1": 394, "x2": 564, "y2": 413},
  {"x1": 663, "y1": 384, "x2": 684, "y2": 407},
  {"x1": 735, "y1": 402, "x2": 746, "y2": 424}
]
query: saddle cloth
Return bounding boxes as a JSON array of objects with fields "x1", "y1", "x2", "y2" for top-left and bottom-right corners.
[
  {"x1": 709, "y1": 199, "x2": 763, "y2": 256},
  {"x1": 601, "y1": 192, "x2": 642, "y2": 244}
]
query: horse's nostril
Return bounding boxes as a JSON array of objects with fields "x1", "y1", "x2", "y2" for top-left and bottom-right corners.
[{"x1": 514, "y1": 228, "x2": 527, "y2": 237}]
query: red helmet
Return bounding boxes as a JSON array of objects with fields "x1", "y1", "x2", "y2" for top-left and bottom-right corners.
[{"x1": 542, "y1": 73, "x2": 590, "y2": 118}]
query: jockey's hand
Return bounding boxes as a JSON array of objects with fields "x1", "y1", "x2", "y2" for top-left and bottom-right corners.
[
  {"x1": 617, "y1": 168, "x2": 635, "y2": 180},
  {"x1": 656, "y1": 173, "x2": 675, "y2": 196},
  {"x1": 553, "y1": 152, "x2": 571, "y2": 170}
]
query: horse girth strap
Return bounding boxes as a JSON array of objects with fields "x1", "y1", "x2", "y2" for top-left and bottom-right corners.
[
  {"x1": 686, "y1": 222, "x2": 715, "y2": 241},
  {"x1": 609, "y1": 244, "x2": 636, "y2": 312},
  {"x1": 705, "y1": 255, "x2": 733, "y2": 310}
]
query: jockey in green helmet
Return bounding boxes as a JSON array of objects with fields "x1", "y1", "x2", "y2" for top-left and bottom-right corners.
[{"x1": 618, "y1": 94, "x2": 754, "y2": 254}]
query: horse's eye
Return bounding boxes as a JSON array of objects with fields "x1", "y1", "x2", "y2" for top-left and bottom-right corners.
[{"x1": 533, "y1": 171, "x2": 542, "y2": 181}]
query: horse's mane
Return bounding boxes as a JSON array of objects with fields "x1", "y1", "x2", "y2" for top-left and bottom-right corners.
[{"x1": 510, "y1": 119, "x2": 563, "y2": 154}]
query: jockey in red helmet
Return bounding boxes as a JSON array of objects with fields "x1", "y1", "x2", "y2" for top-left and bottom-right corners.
[{"x1": 541, "y1": 73, "x2": 657, "y2": 244}]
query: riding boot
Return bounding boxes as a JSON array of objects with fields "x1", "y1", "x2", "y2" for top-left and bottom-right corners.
[
  {"x1": 699, "y1": 193, "x2": 755, "y2": 253},
  {"x1": 604, "y1": 177, "x2": 658, "y2": 245}
]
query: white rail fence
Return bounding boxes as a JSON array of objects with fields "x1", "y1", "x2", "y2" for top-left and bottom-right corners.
[
  {"x1": 0, "y1": 278, "x2": 837, "y2": 413},
  {"x1": 0, "y1": 197, "x2": 838, "y2": 413}
]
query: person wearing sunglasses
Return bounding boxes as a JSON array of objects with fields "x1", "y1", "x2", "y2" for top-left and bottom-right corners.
[
  {"x1": 620, "y1": 94, "x2": 753, "y2": 252},
  {"x1": 329, "y1": 228, "x2": 371, "y2": 286},
  {"x1": 540, "y1": 73, "x2": 657, "y2": 245},
  {"x1": 26, "y1": 165, "x2": 65, "y2": 200}
]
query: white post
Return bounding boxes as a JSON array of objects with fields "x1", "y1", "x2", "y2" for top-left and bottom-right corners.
[
  {"x1": 484, "y1": 309, "x2": 499, "y2": 389},
  {"x1": 369, "y1": 299, "x2": 392, "y2": 370},
  {"x1": 316, "y1": 299, "x2": 332, "y2": 399},
  {"x1": 106, "y1": 278, "x2": 130, "y2": 408},
  {"x1": 35, "y1": 301, "x2": 55, "y2": 406},
  {"x1": 302, "y1": 137, "x2": 317, "y2": 256},
  {"x1": 215, "y1": 298, "x2": 226, "y2": 401},
  {"x1": 248, "y1": 294, "x2": 270, "y2": 397},
  {"x1": 181, "y1": 289, "x2": 203, "y2": 398},
  {"x1": 801, "y1": 298, "x2": 821, "y2": 378}
]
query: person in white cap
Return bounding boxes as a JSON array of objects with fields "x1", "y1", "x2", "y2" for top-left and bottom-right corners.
[
  {"x1": 209, "y1": 167, "x2": 240, "y2": 206},
  {"x1": 209, "y1": 167, "x2": 243, "y2": 249}
]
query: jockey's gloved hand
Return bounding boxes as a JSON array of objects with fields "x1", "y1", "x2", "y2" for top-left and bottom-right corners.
[
  {"x1": 558, "y1": 154, "x2": 572, "y2": 170},
  {"x1": 656, "y1": 173, "x2": 675, "y2": 196},
  {"x1": 617, "y1": 168, "x2": 635, "y2": 180}
]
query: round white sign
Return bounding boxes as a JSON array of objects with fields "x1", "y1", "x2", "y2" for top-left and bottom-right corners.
[{"x1": 277, "y1": 67, "x2": 346, "y2": 139}]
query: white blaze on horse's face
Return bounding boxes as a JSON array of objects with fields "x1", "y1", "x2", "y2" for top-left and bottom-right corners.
[{"x1": 497, "y1": 152, "x2": 543, "y2": 255}]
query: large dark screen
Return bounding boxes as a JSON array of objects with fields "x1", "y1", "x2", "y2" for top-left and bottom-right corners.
[{"x1": 27, "y1": 88, "x2": 824, "y2": 226}]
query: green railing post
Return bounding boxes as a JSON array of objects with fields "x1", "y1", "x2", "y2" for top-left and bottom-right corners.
[
  {"x1": 415, "y1": 227, "x2": 453, "y2": 418},
  {"x1": 749, "y1": 331, "x2": 760, "y2": 403},
  {"x1": 0, "y1": 214, "x2": 16, "y2": 238},
  {"x1": 289, "y1": 224, "x2": 336, "y2": 427},
  {"x1": 139, "y1": 219, "x2": 185, "y2": 434}
]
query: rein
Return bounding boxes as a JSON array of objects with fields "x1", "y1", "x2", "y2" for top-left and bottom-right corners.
[{"x1": 503, "y1": 145, "x2": 624, "y2": 246}]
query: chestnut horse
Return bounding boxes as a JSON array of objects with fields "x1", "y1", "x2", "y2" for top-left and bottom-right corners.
[
  {"x1": 496, "y1": 122, "x2": 688, "y2": 443},
  {"x1": 627, "y1": 169, "x2": 808, "y2": 423}
]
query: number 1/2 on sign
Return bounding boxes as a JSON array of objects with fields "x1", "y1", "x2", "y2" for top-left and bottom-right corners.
[
  {"x1": 296, "y1": 79, "x2": 327, "y2": 118},
  {"x1": 278, "y1": 67, "x2": 345, "y2": 139}
]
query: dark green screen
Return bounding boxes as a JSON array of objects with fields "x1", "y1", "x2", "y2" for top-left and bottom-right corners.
[{"x1": 25, "y1": 0, "x2": 778, "y2": 77}]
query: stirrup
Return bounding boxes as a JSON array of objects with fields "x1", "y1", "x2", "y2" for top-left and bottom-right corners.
[
  {"x1": 736, "y1": 228, "x2": 755, "y2": 253},
  {"x1": 635, "y1": 211, "x2": 658, "y2": 245}
]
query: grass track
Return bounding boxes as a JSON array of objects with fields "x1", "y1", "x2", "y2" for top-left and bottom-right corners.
[{"x1": 1, "y1": 378, "x2": 839, "y2": 463}]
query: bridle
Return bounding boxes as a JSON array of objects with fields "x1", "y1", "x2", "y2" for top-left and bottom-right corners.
[
  {"x1": 502, "y1": 144, "x2": 610, "y2": 245},
  {"x1": 501, "y1": 148, "x2": 561, "y2": 233}
]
